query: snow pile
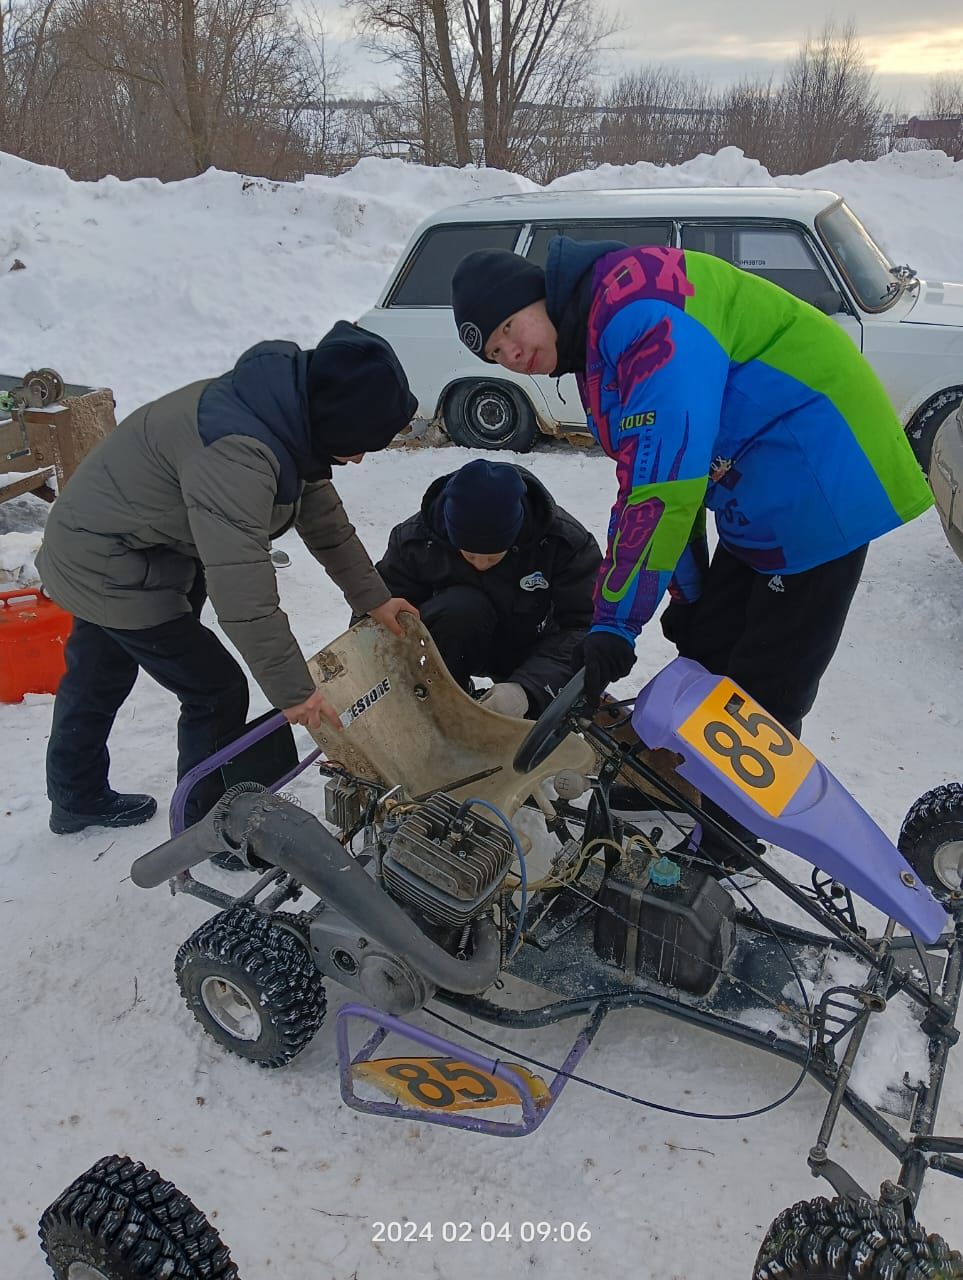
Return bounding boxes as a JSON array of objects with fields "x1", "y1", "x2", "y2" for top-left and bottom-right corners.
[
  {"x1": 1, "y1": 148, "x2": 962, "y2": 1279},
  {"x1": 3, "y1": 145, "x2": 963, "y2": 418}
]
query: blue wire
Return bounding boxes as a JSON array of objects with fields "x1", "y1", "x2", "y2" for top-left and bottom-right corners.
[{"x1": 464, "y1": 797, "x2": 528, "y2": 958}]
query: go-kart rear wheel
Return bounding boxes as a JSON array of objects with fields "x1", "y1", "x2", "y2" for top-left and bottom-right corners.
[
  {"x1": 898, "y1": 783, "x2": 963, "y2": 897},
  {"x1": 752, "y1": 1195, "x2": 963, "y2": 1278},
  {"x1": 175, "y1": 905, "x2": 326, "y2": 1067},
  {"x1": 39, "y1": 1154, "x2": 238, "y2": 1279}
]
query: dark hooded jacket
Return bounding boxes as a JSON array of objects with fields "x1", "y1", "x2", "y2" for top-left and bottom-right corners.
[
  {"x1": 36, "y1": 325, "x2": 415, "y2": 710},
  {"x1": 373, "y1": 467, "x2": 601, "y2": 712}
]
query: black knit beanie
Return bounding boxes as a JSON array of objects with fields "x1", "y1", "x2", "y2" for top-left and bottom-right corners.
[
  {"x1": 442, "y1": 460, "x2": 526, "y2": 553},
  {"x1": 451, "y1": 250, "x2": 546, "y2": 361},
  {"x1": 307, "y1": 320, "x2": 417, "y2": 461}
]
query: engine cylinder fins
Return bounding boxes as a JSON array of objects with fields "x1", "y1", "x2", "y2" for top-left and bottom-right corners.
[{"x1": 382, "y1": 792, "x2": 514, "y2": 926}]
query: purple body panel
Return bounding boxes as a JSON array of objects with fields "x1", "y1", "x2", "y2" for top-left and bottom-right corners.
[{"x1": 631, "y1": 657, "x2": 947, "y2": 943}]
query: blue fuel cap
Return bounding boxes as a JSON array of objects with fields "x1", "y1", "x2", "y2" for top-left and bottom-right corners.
[{"x1": 649, "y1": 855, "x2": 682, "y2": 887}]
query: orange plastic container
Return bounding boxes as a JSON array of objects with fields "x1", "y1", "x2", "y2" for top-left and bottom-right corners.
[{"x1": 0, "y1": 587, "x2": 73, "y2": 703}]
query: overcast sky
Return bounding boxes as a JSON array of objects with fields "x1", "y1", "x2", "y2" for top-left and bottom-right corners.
[{"x1": 321, "y1": 0, "x2": 963, "y2": 113}]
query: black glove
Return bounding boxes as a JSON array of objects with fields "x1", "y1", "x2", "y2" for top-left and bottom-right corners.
[{"x1": 575, "y1": 631, "x2": 637, "y2": 713}]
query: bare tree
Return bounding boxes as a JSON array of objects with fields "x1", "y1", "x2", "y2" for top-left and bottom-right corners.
[
  {"x1": 596, "y1": 66, "x2": 716, "y2": 166},
  {"x1": 352, "y1": 0, "x2": 609, "y2": 175},
  {"x1": 779, "y1": 20, "x2": 882, "y2": 172},
  {"x1": 922, "y1": 73, "x2": 963, "y2": 159},
  {"x1": 712, "y1": 77, "x2": 785, "y2": 169},
  {"x1": 37, "y1": 0, "x2": 338, "y2": 178},
  {"x1": 0, "y1": 0, "x2": 63, "y2": 157},
  {"x1": 293, "y1": 4, "x2": 347, "y2": 170},
  {"x1": 353, "y1": 0, "x2": 474, "y2": 164}
]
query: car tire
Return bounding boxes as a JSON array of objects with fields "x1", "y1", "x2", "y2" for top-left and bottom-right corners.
[
  {"x1": 444, "y1": 380, "x2": 539, "y2": 451},
  {"x1": 752, "y1": 1194, "x2": 963, "y2": 1279},
  {"x1": 175, "y1": 905, "x2": 326, "y2": 1067},
  {"x1": 39, "y1": 1154, "x2": 238, "y2": 1280},
  {"x1": 898, "y1": 782, "x2": 963, "y2": 898},
  {"x1": 907, "y1": 389, "x2": 963, "y2": 471}
]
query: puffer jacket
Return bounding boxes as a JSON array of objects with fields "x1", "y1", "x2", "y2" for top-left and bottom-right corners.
[
  {"x1": 37, "y1": 340, "x2": 392, "y2": 709},
  {"x1": 374, "y1": 466, "x2": 601, "y2": 712}
]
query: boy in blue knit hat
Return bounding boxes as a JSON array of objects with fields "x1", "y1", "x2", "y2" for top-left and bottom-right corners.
[{"x1": 371, "y1": 459, "x2": 601, "y2": 717}]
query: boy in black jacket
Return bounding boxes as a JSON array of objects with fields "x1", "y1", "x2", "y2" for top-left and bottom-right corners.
[{"x1": 374, "y1": 460, "x2": 601, "y2": 717}]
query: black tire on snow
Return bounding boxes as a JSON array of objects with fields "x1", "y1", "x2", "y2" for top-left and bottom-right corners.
[
  {"x1": 175, "y1": 905, "x2": 326, "y2": 1067},
  {"x1": 444, "y1": 380, "x2": 539, "y2": 451},
  {"x1": 39, "y1": 1154, "x2": 238, "y2": 1280},
  {"x1": 753, "y1": 1195, "x2": 963, "y2": 1279},
  {"x1": 907, "y1": 391, "x2": 962, "y2": 471},
  {"x1": 898, "y1": 783, "x2": 963, "y2": 897}
]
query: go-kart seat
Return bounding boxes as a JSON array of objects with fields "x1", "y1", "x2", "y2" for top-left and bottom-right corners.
[{"x1": 305, "y1": 614, "x2": 596, "y2": 817}]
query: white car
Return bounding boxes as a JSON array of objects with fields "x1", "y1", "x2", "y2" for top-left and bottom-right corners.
[
  {"x1": 931, "y1": 403, "x2": 963, "y2": 563},
  {"x1": 359, "y1": 187, "x2": 963, "y2": 464}
]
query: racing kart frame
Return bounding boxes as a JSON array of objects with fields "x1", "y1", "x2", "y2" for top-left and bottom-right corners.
[{"x1": 127, "y1": 616, "x2": 963, "y2": 1274}]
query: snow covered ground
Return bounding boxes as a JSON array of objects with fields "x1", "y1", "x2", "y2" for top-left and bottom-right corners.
[{"x1": 1, "y1": 146, "x2": 962, "y2": 1279}]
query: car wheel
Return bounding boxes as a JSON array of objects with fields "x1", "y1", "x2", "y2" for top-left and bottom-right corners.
[
  {"x1": 444, "y1": 381, "x2": 539, "y2": 451},
  {"x1": 175, "y1": 905, "x2": 326, "y2": 1067},
  {"x1": 907, "y1": 389, "x2": 963, "y2": 471},
  {"x1": 39, "y1": 1154, "x2": 238, "y2": 1280},
  {"x1": 753, "y1": 1194, "x2": 963, "y2": 1278},
  {"x1": 898, "y1": 783, "x2": 963, "y2": 898}
]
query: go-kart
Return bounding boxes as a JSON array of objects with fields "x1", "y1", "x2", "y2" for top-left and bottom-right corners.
[{"x1": 98, "y1": 615, "x2": 963, "y2": 1279}]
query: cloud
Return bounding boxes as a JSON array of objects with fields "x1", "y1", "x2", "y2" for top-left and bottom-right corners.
[{"x1": 866, "y1": 26, "x2": 963, "y2": 74}]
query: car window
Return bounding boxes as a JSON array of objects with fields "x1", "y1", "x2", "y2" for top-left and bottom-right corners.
[
  {"x1": 815, "y1": 202, "x2": 898, "y2": 311},
  {"x1": 388, "y1": 223, "x2": 524, "y2": 306},
  {"x1": 526, "y1": 221, "x2": 672, "y2": 267},
  {"x1": 681, "y1": 223, "x2": 836, "y2": 308}
]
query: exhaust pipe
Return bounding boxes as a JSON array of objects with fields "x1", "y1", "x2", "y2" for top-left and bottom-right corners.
[{"x1": 131, "y1": 790, "x2": 501, "y2": 995}]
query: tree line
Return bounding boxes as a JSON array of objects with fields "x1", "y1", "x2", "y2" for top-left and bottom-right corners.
[{"x1": 2, "y1": 0, "x2": 961, "y2": 183}]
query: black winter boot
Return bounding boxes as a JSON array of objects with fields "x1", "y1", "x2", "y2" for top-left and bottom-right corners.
[{"x1": 50, "y1": 791, "x2": 158, "y2": 835}]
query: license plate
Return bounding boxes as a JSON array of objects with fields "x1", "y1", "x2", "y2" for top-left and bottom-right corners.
[
  {"x1": 352, "y1": 1055, "x2": 549, "y2": 1112},
  {"x1": 677, "y1": 679, "x2": 815, "y2": 817}
]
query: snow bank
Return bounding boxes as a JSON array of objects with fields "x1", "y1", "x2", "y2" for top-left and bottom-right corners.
[{"x1": 3, "y1": 145, "x2": 962, "y2": 418}]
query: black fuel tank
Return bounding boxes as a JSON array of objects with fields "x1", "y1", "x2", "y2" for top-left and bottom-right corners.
[{"x1": 594, "y1": 860, "x2": 737, "y2": 996}]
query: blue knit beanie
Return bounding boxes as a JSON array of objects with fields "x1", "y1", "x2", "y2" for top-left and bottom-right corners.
[{"x1": 442, "y1": 460, "x2": 526, "y2": 553}]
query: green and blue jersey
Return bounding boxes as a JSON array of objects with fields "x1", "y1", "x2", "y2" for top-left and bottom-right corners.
[{"x1": 545, "y1": 238, "x2": 933, "y2": 643}]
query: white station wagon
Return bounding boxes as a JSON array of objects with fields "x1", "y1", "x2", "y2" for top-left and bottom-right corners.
[{"x1": 359, "y1": 187, "x2": 963, "y2": 466}]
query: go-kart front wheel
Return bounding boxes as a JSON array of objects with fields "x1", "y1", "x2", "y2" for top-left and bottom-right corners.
[
  {"x1": 898, "y1": 783, "x2": 963, "y2": 897},
  {"x1": 39, "y1": 1154, "x2": 238, "y2": 1279},
  {"x1": 753, "y1": 1194, "x2": 963, "y2": 1278},
  {"x1": 175, "y1": 905, "x2": 326, "y2": 1067}
]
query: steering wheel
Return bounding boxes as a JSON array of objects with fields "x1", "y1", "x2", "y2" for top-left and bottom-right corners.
[{"x1": 513, "y1": 669, "x2": 587, "y2": 775}]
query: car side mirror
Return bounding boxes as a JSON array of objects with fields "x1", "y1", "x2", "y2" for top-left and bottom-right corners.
[{"x1": 812, "y1": 290, "x2": 843, "y2": 316}]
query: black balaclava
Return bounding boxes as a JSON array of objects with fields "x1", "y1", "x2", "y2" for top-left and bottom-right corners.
[
  {"x1": 307, "y1": 320, "x2": 417, "y2": 468},
  {"x1": 545, "y1": 235, "x2": 630, "y2": 377},
  {"x1": 550, "y1": 269, "x2": 594, "y2": 377}
]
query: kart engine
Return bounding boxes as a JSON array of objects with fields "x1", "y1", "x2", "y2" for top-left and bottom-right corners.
[
  {"x1": 315, "y1": 781, "x2": 514, "y2": 1014},
  {"x1": 381, "y1": 792, "x2": 515, "y2": 927}
]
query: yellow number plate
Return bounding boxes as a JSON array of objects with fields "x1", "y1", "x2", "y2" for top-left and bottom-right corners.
[
  {"x1": 353, "y1": 1056, "x2": 549, "y2": 1112},
  {"x1": 677, "y1": 678, "x2": 815, "y2": 817}
]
